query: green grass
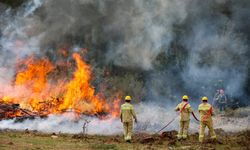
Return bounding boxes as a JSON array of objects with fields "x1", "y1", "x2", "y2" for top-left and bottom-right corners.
[
  {"x1": 0, "y1": 130, "x2": 248, "y2": 150},
  {"x1": 0, "y1": 131, "x2": 166, "y2": 150}
]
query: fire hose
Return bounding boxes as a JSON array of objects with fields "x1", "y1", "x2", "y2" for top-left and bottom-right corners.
[
  {"x1": 154, "y1": 112, "x2": 199, "y2": 134},
  {"x1": 192, "y1": 112, "x2": 200, "y2": 122},
  {"x1": 154, "y1": 116, "x2": 177, "y2": 134}
]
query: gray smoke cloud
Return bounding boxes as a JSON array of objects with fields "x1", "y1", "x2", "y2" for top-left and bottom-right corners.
[
  {"x1": 179, "y1": 0, "x2": 249, "y2": 100},
  {"x1": 182, "y1": 23, "x2": 248, "y2": 98},
  {"x1": 104, "y1": 0, "x2": 187, "y2": 69},
  {"x1": 34, "y1": 0, "x2": 188, "y2": 70},
  {"x1": 143, "y1": 0, "x2": 250, "y2": 102},
  {"x1": 0, "y1": 0, "x2": 42, "y2": 87}
]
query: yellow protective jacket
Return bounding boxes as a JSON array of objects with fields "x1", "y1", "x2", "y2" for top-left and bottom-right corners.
[
  {"x1": 120, "y1": 102, "x2": 137, "y2": 123},
  {"x1": 175, "y1": 102, "x2": 193, "y2": 121},
  {"x1": 198, "y1": 103, "x2": 213, "y2": 122}
]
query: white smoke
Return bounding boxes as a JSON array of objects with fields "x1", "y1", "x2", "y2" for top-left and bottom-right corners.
[
  {"x1": 144, "y1": 0, "x2": 250, "y2": 101},
  {"x1": 0, "y1": 0, "x2": 43, "y2": 87},
  {"x1": 181, "y1": 22, "x2": 248, "y2": 98},
  {"x1": 105, "y1": 0, "x2": 188, "y2": 70}
]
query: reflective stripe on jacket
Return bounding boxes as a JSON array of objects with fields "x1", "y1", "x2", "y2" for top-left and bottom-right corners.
[
  {"x1": 175, "y1": 102, "x2": 193, "y2": 121},
  {"x1": 120, "y1": 102, "x2": 137, "y2": 123},
  {"x1": 198, "y1": 103, "x2": 213, "y2": 122}
]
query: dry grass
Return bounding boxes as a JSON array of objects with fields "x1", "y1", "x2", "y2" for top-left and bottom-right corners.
[
  {"x1": 0, "y1": 129, "x2": 249, "y2": 150},
  {"x1": 0, "y1": 130, "x2": 164, "y2": 150}
]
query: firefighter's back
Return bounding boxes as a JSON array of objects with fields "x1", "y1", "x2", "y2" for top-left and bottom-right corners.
[
  {"x1": 198, "y1": 103, "x2": 212, "y2": 121},
  {"x1": 177, "y1": 102, "x2": 192, "y2": 121},
  {"x1": 121, "y1": 103, "x2": 134, "y2": 122}
]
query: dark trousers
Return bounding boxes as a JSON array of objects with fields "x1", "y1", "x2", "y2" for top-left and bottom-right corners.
[{"x1": 219, "y1": 103, "x2": 226, "y2": 111}]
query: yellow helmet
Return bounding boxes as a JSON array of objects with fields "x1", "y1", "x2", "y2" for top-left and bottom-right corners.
[
  {"x1": 201, "y1": 96, "x2": 208, "y2": 101},
  {"x1": 125, "y1": 95, "x2": 132, "y2": 101},
  {"x1": 182, "y1": 95, "x2": 189, "y2": 100}
]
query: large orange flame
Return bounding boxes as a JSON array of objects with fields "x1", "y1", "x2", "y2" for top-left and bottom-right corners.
[
  {"x1": 0, "y1": 52, "x2": 120, "y2": 118},
  {"x1": 59, "y1": 53, "x2": 108, "y2": 114},
  {"x1": 15, "y1": 58, "x2": 54, "y2": 93}
]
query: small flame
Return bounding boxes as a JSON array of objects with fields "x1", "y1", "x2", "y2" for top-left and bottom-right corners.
[{"x1": 111, "y1": 98, "x2": 121, "y2": 117}]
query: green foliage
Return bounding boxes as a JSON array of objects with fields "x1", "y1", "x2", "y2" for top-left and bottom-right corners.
[{"x1": 108, "y1": 73, "x2": 145, "y2": 103}]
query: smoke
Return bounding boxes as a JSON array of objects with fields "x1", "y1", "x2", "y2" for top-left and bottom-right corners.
[
  {"x1": 27, "y1": 0, "x2": 188, "y2": 70},
  {"x1": 181, "y1": 24, "x2": 248, "y2": 98},
  {"x1": 1, "y1": 0, "x2": 249, "y2": 100},
  {"x1": 144, "y1": 0, "x2": 250, "y2": 102},
  {"x1": 0, "y1": 0, "x2": 42, "y2": 86},
  {"x1": 104, "y1": 0, "x2": 188, "y2": 70},
  {"x1": 180, "y1": 0, "x2": 249, "y2": 99}
]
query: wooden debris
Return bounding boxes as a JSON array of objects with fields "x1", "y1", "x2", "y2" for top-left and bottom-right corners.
[
  {"x1": 0, "y1": 102, "x2": 39, "y2": 121},
  {"x1": 161, "y1": 130, "x2": 178, "y2": 139},
  {"x1": 140, "y1": 136, "x2": 155, "y2": 144}
]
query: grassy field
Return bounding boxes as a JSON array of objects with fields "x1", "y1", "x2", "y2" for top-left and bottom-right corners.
[
  {"x1": 0, "y1": 130, "x2": 163, "y2": 150},
  {"x1": 0, "y1": 129, "x2": 249, "y2": 150}
]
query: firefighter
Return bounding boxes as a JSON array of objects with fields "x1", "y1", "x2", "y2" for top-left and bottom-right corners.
[
  {"x1": 175, "y1": 95, "x2": 193, "y2": 140},
  {"x1": 212, "y1": 89, "x2": 220, "y2": 108},
  {"x1": 120, "y1": 95, "x2": 137, "y2": 142},
  {"x1": 216, "y1": 89, "x2": 227, "y2": 112},
  {"x1": 198, "y1": 96, "x2": 217, "y2": 143}
]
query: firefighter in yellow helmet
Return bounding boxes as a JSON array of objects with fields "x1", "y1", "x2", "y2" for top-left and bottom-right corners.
[
  {"x1": 175, "y1": 95, "x2": 193, "y2": 140},
  {"x1": 120, "y1": 95, "x2": 137, "y2": 142},
  {"x1": 198, "y1": 96, "x2": 217, "y2": 142}
]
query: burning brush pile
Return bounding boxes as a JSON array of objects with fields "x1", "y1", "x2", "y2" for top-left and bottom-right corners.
[{"x1": 0, "y1": 52, "x2": 121, "y2": 121}]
